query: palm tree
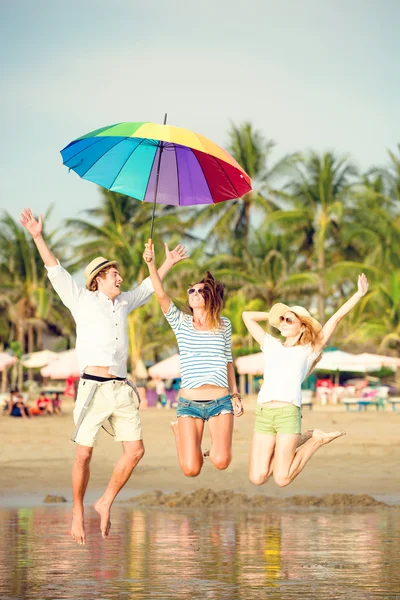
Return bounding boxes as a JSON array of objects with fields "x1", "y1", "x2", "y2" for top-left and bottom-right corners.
[
  {"x1": 340, "y1": 175, "x2": 400, "y2": 272},
  {"x1": 65, "y1": 188, "x2": 190, "y2": 283},
  {"x1": 0, "y1": 210, "x2": 74, "y2": 358},
  {"x1": 343, "y1": 270, "x2": 400, "y2": 370},
  {"x1": 268, "y1": 152, "x2": 358, "y2": 323},
  {"x1": 189, "y1": 122, "x2": 295, "y2": 253}
]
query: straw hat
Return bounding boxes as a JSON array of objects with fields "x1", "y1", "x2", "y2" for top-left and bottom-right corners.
[
  {"x1": 84, "y1": 256, "x2": 119, "y2": 290},
  {"x1": 269, "y1": 303, "x2": 322, "y2": 336}
]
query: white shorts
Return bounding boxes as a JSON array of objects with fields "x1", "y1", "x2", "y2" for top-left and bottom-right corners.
[{"x1": 73, "y1": 378, "x2": 142, "y2": 447}]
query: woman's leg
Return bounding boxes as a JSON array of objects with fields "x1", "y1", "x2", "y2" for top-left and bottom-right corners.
[
  {"x1": 207, "y1": 413, "x2": 234, "y2": 470},
  {"x1": 249, "y1": 432, "x2": 276, "y2": 485},
  {"x1": 171, "y1": 417, "x2": 205, "y2": 477},
  {"x1": 273, "y1": 430, "x2": 345, "y2": 487}
]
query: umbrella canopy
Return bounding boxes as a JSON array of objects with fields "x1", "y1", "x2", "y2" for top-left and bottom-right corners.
[
  {"x1": 315, "y1": 350, "x2": 381, "y2": 373},
  {"x1": 148, "y1": 354, "x2": 180, "y2": 380},
  {"x1": 0, "y1": 352, "x2": 17, "y2": 372},
  {"x1": 61, "y1": 122, "x2": 252, "y2": 208},
  {"x1": 40, "y1": 349, "x2": 80, "y2": 380},
  {"x1": 21, "y1": 350, "x2": 58, "y2": 369},
  {"x1": 356, "y1": 353, "x2": 400, "y2": 370},
  {"x1": 235, "y1": 352, "x2": 264, "y2": 375},
  {"x1": 235, "y1": 349, "x2": 384, "y2": 376}
]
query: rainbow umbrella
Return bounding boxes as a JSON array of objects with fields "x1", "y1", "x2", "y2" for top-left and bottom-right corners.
[{"x1": 60, "y1": 116, "x2": 252, "y2": 241}]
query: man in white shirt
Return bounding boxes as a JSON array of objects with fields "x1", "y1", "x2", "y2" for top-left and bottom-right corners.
[{"x1": 21, "y1": 208, "x2": 187, "y2": 545}]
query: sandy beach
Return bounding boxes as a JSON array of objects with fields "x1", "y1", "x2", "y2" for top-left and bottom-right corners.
[{"x1": 1, "y1": 397, "x2": 399, "y2": 505}]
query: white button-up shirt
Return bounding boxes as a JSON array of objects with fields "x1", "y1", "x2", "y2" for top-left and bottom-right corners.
[{"x1": 46, "y1": 263, "x2": 154, "y2": 377}]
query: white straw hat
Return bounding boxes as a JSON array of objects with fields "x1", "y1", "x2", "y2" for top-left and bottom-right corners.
[
  {"x1": 269, "y1": 303, "x2": 322, "y2": 335},
  {"x1": 84, "y1": 256, "x2": 119, "y2": 290}
]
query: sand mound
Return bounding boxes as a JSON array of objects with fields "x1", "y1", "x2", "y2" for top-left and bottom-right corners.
[
  {"x1": 43, "y1": 494, "x2": 67, "y2": 503},
  {"x1": 132, "y1": 488, "x2": 386, "y2": 509}
]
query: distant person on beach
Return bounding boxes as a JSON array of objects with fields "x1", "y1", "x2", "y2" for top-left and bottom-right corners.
[
  {"x1": 36, "y1": 391, "x2": 53, "y2": 414},
  {"x1": 7, "y1": 389, "x2": 31, "y2": 418},
  {"x1": 144, "y1": 242, "x2": 243, "y2": 478},
  {"x1": 155, "y1": 377, "x2": 168, "y2": 409},
  {"x1": 21, "y1": 208, "x2": 187, "y2": 546},
  {"x1": 242, "y1": 274, "x2": 369, "y2": 488},
  {"x1": 50, "y1": 392, "x2": 62, "y2": 415}
]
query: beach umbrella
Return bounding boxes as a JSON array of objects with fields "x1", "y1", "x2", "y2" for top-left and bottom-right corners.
[
  {"x1": 40, "y1": 349, "x2": 80, "y2": 380},
  {"x1": 316, "y1": 350, "x2": 381, "y2": 373},
  {"x1": 0, "y1": 352, "x2": 17, "y2": 372},
  {"x1": 235, "y1": 352, "x2": 264, "y2": 375},
  {"x1": 356, "y1": 353, "x2": 400, "y2": 370},
  {"x1": 148, "y1": 354, "x2": 180, "y2": 379},
  {"x1": 60, "y1": 116, "x2": 252, "y2": 244},
  {"x1": 21, "y1": 350, "x2": 58, "y2": 369}
]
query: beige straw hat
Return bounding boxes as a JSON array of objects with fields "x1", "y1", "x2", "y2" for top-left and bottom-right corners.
[
  {"x1": 84, "y1": 257, "x2": 119, "y2": 290},
  {"x1": 269, "y1": 303, "x2": 322, "y2": 335}
]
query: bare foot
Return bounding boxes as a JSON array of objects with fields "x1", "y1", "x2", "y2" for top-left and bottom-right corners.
[
  {"x1": 94, "y1": 499, "x2": 111, "y2": 539},
  {"x1": 71, "y1": 509, "x2": 86, "y2": 545},
  {"x1": 298, "y1": 429, "x2": 313, "y2": 447},
  {"x1": 312, "y1": 429, "x2": 346, "y2": 445}
]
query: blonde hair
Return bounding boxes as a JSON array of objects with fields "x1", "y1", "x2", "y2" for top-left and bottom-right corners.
[
  {"x1": 293, "y1": 313, "x2": 322, "y2": 374},
  {"x1": 88, "y1": 265, "x2": 116, "y2": 292},
  {"x1": 187, "y1": 271, "x2": 224, "y2": 330}
]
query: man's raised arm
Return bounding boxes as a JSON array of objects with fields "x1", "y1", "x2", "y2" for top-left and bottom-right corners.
[
  {"x1": 20, "y1": 208, "x2": 83, "y2": 313},
  {"x1": 20, "y1": 208, "x2": 58, "y2": 267}
]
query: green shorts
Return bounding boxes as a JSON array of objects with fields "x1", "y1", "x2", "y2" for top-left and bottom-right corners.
[{"x1": 254, "y1": 404, "x2": 301, "y2": 435}]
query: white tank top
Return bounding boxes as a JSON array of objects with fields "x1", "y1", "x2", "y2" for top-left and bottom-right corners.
[{"x1": 257, "y1": 333, "x2": 320, "y2": 407}]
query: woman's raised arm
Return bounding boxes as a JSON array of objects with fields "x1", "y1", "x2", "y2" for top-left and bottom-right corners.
[
  {"x1": 314, "y1": 274, "x2": 369, "y2": 354},
  {"x1": 242, "y1": 311, "x2": 270, "y2": 346},
  {"x1": 143, "y1": 243, "x2": 172, "y2": 313}
]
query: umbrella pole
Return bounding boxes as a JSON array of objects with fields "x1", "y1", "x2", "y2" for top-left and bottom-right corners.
[{"x1": 148, "y1": 113, "x2": 168, "y2": 257}]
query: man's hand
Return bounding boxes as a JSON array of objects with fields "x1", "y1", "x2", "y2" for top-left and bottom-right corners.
[
  {"x1": 20, "y1": 208, "x2": 43, "y2": 239},
  {"x1": 165, "y1": 243, "x2": 188, "y2": 266}
]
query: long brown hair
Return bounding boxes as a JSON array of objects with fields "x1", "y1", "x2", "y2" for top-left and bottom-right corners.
[{"x1": 187, "y1": 271, "x2": 224, "y2": 330}]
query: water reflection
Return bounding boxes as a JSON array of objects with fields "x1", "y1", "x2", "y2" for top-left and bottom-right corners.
[{"x1": 0, "y1": 505, "x2": 399, "y2": 599}]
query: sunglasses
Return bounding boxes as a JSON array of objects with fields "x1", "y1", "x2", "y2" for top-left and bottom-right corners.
[
  {"x1": 187, "y1": 287, "x2": 206, "y2": 296},
  {"x1": 279, "y1": 316, "x2": 296, "y2": 324}
]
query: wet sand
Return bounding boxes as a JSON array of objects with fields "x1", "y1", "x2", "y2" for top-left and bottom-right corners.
[
  {"x1": 1, "y1": 397, "x2": 400, "y2": 506},
  {"x1": 2, "y1": 505, "x2": 400, "y2": 599}
]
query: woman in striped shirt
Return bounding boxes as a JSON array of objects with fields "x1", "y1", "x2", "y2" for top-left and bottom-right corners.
[{"x1": 144, "y1": 243, "x2": 243, "y2": 477}]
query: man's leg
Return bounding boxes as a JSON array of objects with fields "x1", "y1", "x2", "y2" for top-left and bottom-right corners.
[
  {"x1": 71, "y1": 444, "x2": 93, "y2": 545},
  {"x1": 94, "y1": 440, "x2": 144, "y2": 538}
]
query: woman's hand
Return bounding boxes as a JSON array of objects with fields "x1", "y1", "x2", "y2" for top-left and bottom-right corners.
[
  {"x1": 143, "y1": 242, "x2": 155, "y2": 265},
  {"x1": 357, "y1": 273, "x2": 369, "y2": 297},
  {"x1": 231, "y1": 394, "x2": 244, "y2": 417}
]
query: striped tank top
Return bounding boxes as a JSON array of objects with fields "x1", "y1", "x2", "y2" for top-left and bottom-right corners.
[{"x1": 164, "y1": 302, "x2": 233, "y2": 389}]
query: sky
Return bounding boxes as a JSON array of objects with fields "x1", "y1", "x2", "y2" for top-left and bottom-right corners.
[{"x1": 0, "y1": 0, "x2": 399, "y2": 233}]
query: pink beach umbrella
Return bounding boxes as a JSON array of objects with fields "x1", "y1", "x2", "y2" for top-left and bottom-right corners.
[
  {"x1": 0, "y1": 352, "x2": 17, "y2": 372},
  {"x1": 235, "y1": 353, "x2": 264, "y2": 375},
  {"x1": 41, "y1": 349, "x2": 80, "y2": 379},
  {"x1": 148, "y1": 354, "x2": 180, "y2": 379}
]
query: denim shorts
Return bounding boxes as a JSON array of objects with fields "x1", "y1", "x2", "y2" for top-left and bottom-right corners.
[
  {"x1": 255, "y1": 404, "x2": 301, "y2": 435},
  {"x1": 176, "y1": 395, "x2": 234, "y2": 421}
]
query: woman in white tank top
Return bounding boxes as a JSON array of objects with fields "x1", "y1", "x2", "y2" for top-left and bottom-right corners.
[{"x1": 242, "y1": 273, "x2": 369, "y2": 488}]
